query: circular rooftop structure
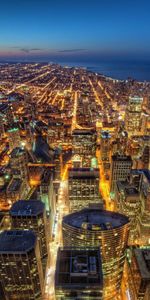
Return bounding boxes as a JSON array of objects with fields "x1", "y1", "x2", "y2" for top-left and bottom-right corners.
[{"x1": 63, "y1": 208, "x2": 129, "y2": 231}]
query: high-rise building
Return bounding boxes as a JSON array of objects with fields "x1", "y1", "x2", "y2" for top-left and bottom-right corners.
[
  {"x1": 72, "y1": 129, "x2": 97, "y2": 166},
  {"x1": 126, "y1": 248, "x2": 150, "y2": 300},
  {"x1": 0, "y1": 230, "x2": 44, "y2": 300},
  {"x1": 62, "y1": 208, "x2": 129, "y2": 300},
  {"x1": 116, "y1": 180, "x2": 140, "y2": 244},
  {"x1": 100, "y1": 130, "x2": 111, "y2": 162},
  {"x1": 68, "y1": 167, "x2": 103, "y2": 212},
  {"x1": 125, "y1": 96, "x2": 143, "y2": 135},
  {"x1": 0, "y1": 113, "x2": 5, "y2": 138},
  {"x1": 10, "y1": 200, "x2": 48, "y2": 262},
  {"x1": 7, "y1": 127, "x2": 21, "y2": 151},
  {"x1": 110, "y1": 154, "x2": 132, "y2": 193},
  {"x1": 6, "y1": 104, "x2": 14, "y2": 128},
  {"x1": 10, "y1": 147, "x2": 29, "y2": 181},
  {"x1": 55, "y1": 247, "x2": 103, "y2": 299}
]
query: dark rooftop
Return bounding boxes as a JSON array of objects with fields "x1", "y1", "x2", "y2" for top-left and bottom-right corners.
[
  {"x1": 10, "y1": 147, "x2": 25, "y2": 158},
  {"x1": 10, "y1": 200, "x2": 45, "y2": 217},
  {"x1": 55, "y1": 247, "x2": 102, "y2": 288},
  {"x1": 112, "y1": 154, "x2": 132, "y2": 162},
  {"x1": 7, "y1": 178, "x2": 22, "y2": 192},
  {"x1": 0, "y1": 230, "x2": 36, "y2": 254},
  {"x1": 63, "y1": 209, "x2": 129, "y2": 230},
  {"x1": 69, "y1": 168, "x2": 99, "y2": 179},
  {"x1": 72, "y1": 129, "x2": 96, "y2": 135}
]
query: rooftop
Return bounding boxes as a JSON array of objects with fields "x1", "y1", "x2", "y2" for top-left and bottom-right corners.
[
  {"x1": 10, "y1": 200, "x2": 45, "y2": 217},
  {"x1": 69, "y1": 168, "x2": 99, "y2": 179},
  {"x1": 10, "y1": 147, "x2": 25, "y2": 158},
  {"x1": 112, "y1": 154, "x2": 132, "y2": 162},
  {"x1": 55, "y1": 247, "x2": 102, "y2": 288},
  {"x1": 63, "y1": 209, "x2": 129, "y2": 230},
  {"x1": 7, "y1": 178, "x2": 22, "y2": 192},
  {"x1": 73, "y1": 129, "x2": 96, "y2": 135},
  {"x1": 0, "y1": 230, "x2": 36, "y2": 254},
  {"x1": 134, "y1": 249, "x2": 150, "y2": 279}
]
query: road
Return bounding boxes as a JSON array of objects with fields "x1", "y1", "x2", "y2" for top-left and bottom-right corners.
[{"x1": 44, "y1": 180, "x2": 69, "y2": 300}]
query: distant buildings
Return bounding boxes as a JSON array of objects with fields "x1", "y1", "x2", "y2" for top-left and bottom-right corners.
[
  {"x1": 62, "y1": 208, "x2": 129, "y2": 299},
  {"x1": 55, "y1": 247, "x2": 103, "y2": 299},
  {"x1": 68, "y1": 167, "x2": 103, "y2": 212},
  {"x1": 0, "y1": 230, "x2": 44, "y2": 300},
  {"x1": 110, "y1": 154, "x2": 132, "y2": 193}
]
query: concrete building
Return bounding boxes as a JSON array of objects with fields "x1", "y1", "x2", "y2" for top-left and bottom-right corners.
[
  {"x1": 125, "y1": 96, "x2": 143, "y2": 135},
  {"x1": 72, "y1": 129, "x2": 97, "y2": 167},
  {"x1": 127, "y1": 248, "x2": 150, "y2": 300},
  {"x1": 110, "y1": 154, "x2": 132, "y2": 193},
  {"x1": 68, "y1": 168, "x2": 103, "y2": 212},
  {"x1": 10, "y1": 200, "x2": 48, "y2": 263},
  {"x1": 0, "y1": 230, "x2": 44, "y2": 300},
  {"x1": 10, "y1": 147, "x2": 29, "y2": 181},
  {"x1": 55, "y1": 247, "x2": 103, "y2": 300}
]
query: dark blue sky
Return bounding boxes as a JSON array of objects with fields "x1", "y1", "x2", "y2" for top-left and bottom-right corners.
[{"x1": 0, "y1": 0, "x2": 150, "y2": 61}]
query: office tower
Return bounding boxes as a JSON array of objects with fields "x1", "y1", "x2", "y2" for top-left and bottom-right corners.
[
  {"x1": 40, "y1": 169, "x2": 56, "y2": 238},
  {"x1": 136, "y1": 169, "x2": 150, "y2": 245},
  {"x1": 6, "y1": 178, "x2": 25, "y2": 204},
  {"x1": 126, "y1": 248, "x2": 150, "y2": 300},
  {"x1": 0, "y1": 230, "x2": 44, "y2": 300},
  {"x1": 100, "y1": 130, "x2": 111, "y2": 162},
  {"x1": 54, "y1": 153, "x2": 61, "y2": 181},
  {"x1": 141, "y1": 145, "x2": 150, "y2": 169},
  {"x1": 6, "y1": 104, "x2": 14, "y2": 127},
  {"x1": 55, "y1": 247, "x2": 103, "y2": 300},
  {"x1": 116, "y1": 122, "x2": 128, "y2": 155},
  {"x1": 125, "y1": 96, "x2": 143, "y2": 135},
  {"x1": 10, "y1": 200, "x2": 48, "y2": 261},
  {"x1": 72, "y1": 128, "x2": 97, "y2": 167},
  {"x1": 116, "y1": 180, "x2": 140, "y2": 244},
  {"x1": 68, "y1": 167, "x2": 103, "y2": 212},
  {"x1": 62, "y1": 208, "x2": 129, "y2": 300},
  {"x1": 110, "y1": 154, "x2": 132, "y2": 193},
  {"x1": 10, "y1": 147, "x2": 29, "y2": 181},
  {"x1": 0, "y1": 113, "x2": 5, "y2": 138},
  {"x1": 7, "y1": 127, "x2": 21, "y2": 151}
]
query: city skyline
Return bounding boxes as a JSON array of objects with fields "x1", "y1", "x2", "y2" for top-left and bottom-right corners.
[{"x1": 0, "y1": 0, "x2": 150, "y2": 62}]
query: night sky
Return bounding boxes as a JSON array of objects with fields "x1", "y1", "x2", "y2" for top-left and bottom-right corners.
[{"x1": 0, "y1": 0, "x2": 150, "y2": 61}]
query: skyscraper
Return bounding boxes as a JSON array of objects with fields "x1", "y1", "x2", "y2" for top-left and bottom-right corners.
[
  {"x1": 10, "y1": 200, "x2": 48, "y2": 263},
  {"x1": 68, "y1": 167, "x2": 103, "y2": 212},
  {"x1": 10, "y1": 147, "x2": 29, "y2": 182},
  {"x1": 126, "y1": 248, "x2": 150, "y2": 300},
  {"x1": 72, "y1": 129, "x2": 97, "y2": 167},
  {"x1": 0, "y1": 230, "x2": 44, "y2": 300},
  {"x1": 110, "y1": 154, "x2": 132, "y2": 193},
  {"x1": 125, "y1": 96, "x2": 143, "y2": 135},
  {"x1": 62, "y1": 208, "x2": 129, "y2": 299}
]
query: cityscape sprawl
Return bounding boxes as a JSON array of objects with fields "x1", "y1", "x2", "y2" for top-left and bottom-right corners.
[{"x1": 0, "y1": 62, "x2": 149, "y2": 300}]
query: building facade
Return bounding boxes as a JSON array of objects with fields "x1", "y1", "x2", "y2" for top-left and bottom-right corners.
[
  {"x1": 0, "y1": 230, "x2": 44, "y2": 300},
  {"x1": 62, "y1": 208, "x2": 129, "y2": 300}
]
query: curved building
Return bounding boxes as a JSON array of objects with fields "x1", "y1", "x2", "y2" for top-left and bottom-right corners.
[{"x1": 62, "y1": 209, "x2": 130, "y2": 300}]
